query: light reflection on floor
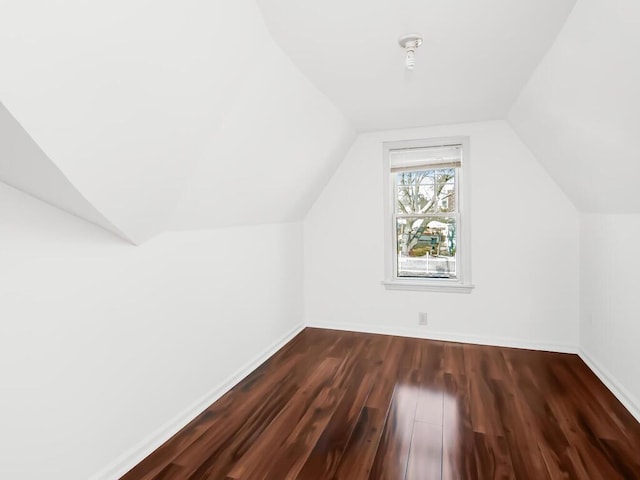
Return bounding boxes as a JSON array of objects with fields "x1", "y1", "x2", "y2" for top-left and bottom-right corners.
[{"x1": 385, "y1": 382, "x2": 461, "y2": 478}]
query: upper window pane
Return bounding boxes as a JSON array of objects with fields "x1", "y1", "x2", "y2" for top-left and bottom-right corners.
[
  {"x1": 435, "y1": 168, "x2": 456, "y2": 213},
  {"x1": 395, "y1": 168, "x2": 456, "y2": 214}
]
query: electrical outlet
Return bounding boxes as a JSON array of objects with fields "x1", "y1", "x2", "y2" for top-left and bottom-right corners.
[{"x1": 418, "y1": 312, "x2": 428, "y2": 326}]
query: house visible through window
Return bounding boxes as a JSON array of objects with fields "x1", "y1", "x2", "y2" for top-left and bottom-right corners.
[{"x1": 383, "y1": 138, "x2": 472, "y2": 292}]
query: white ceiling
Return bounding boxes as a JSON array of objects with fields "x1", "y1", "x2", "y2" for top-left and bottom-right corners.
[
  {"x1": 0, "y1": 0, "x2": 354, "y2": 243},
  {"x1": 257, "y1": 0, "x2": 577, "y2": 131},
  {"x1": 0, "y1": 103, "x2": 128, "y2": 241},
  {"x1": 3, "y1": 0, "x2": 639, "y2": 244}
]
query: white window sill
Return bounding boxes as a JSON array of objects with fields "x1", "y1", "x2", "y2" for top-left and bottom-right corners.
[{"x1": 382, "y1": 280, "x2": 474, "y2": 293}]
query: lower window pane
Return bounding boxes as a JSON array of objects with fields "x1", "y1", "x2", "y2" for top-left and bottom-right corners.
[{"x1": 396, "y1": 216, "x2": 457, "y2": 278}]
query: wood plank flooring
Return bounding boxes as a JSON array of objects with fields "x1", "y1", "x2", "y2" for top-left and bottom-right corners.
[{"x1": 121, "y1": 328, "x2": 640, "y2": 479}]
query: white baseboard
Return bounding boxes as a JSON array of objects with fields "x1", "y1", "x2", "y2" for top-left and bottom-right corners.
[
  {"x1": 306, "y1": 320, "x2": 577, "y2": 354},
  {"x1": 90, "y1": 322, "x2": 305, "y2": 480},
  {"x1": 578, "y1": 348, "x2": 640, "y2": 423}
]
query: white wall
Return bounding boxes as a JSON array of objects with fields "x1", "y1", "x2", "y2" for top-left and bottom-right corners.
[
  {"x1": 305, "y1": 120, "x2": 579, "y2": 350},
  {"x1": 0, "y1": 182, "x2": 303, "y2": 480},
  {"x1": 580, "y1": 213, "x2": 640, "y2": 419}
]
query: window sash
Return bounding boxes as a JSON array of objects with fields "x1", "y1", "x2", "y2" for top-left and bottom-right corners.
[
  {"x1": 393, "y1": 213, "x2": 459, "y2": 279},
  {"x1": 393, "y1": 168, "x2": 459, "y2": 215}
]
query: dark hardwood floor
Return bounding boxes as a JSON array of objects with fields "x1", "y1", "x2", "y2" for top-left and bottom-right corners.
[{"x1": 121, "y1": 328, "x2": 640, "y2": 479}]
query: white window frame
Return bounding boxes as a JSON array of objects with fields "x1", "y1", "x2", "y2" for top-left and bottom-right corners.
[{"x1": 382, "y1": 136, "x2": 473, "y2": 293}]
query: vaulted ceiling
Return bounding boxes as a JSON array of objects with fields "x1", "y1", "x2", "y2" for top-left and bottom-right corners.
[
  {"x1": 257, "y1": 0, "x2": 577, "y2": 131},
  {"x1": 0, "y1": 0, "x2": 354, "y2": 244},
  {"x1": 0, "y1": 0, "x2": 637, "y2": 244},
  {"x1": 509, "y1": 0, "x2": 640, "y2": 213}
]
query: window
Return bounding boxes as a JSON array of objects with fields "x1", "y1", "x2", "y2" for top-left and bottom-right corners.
[{"x1": 383, "y1": 137, "x2": 473, "y2": 292}]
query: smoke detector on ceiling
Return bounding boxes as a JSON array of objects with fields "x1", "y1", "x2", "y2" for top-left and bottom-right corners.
[{"x1": 398, "y1": 33, "x2": 423, "y2": 70}]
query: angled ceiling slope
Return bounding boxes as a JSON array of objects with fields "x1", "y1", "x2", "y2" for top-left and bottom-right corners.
[
  {"x1": 0, "y1": 0, "x2": 355, "y2": 243},
  {"x1": 257, "y1": 0, "x2": 576, "y2": 131},
  {"x1": 509, "y1": 0, "x2": 640, "y2": 213},
  {"x1": 0, "y1": 103, "x2": 130, "y2": 242}
]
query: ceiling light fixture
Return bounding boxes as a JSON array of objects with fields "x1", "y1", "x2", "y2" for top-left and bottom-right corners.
[{"x1": 398, "y1": 33, "x2": 423, "y2": 70}]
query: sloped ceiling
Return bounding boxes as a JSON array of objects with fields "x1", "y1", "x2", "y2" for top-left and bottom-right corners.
[
  {"x1": 167, "y1": 38, "x2": 354, "y2": 230},
  {"x1": 257, "y1": 0, "x2": 576, "y2": 131},
  {"x1": 509, "y1": 0, "x2": 640, "y2": 213},
  {"x1": 0, "y1": 0, "x2": 354, "y2": 243},
  {"x1": 1, "y1": 0, "x2": 636, "y2": 242},
  {"x1": 0, "y1": 103, "x2": 130, "y2": 242}
]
